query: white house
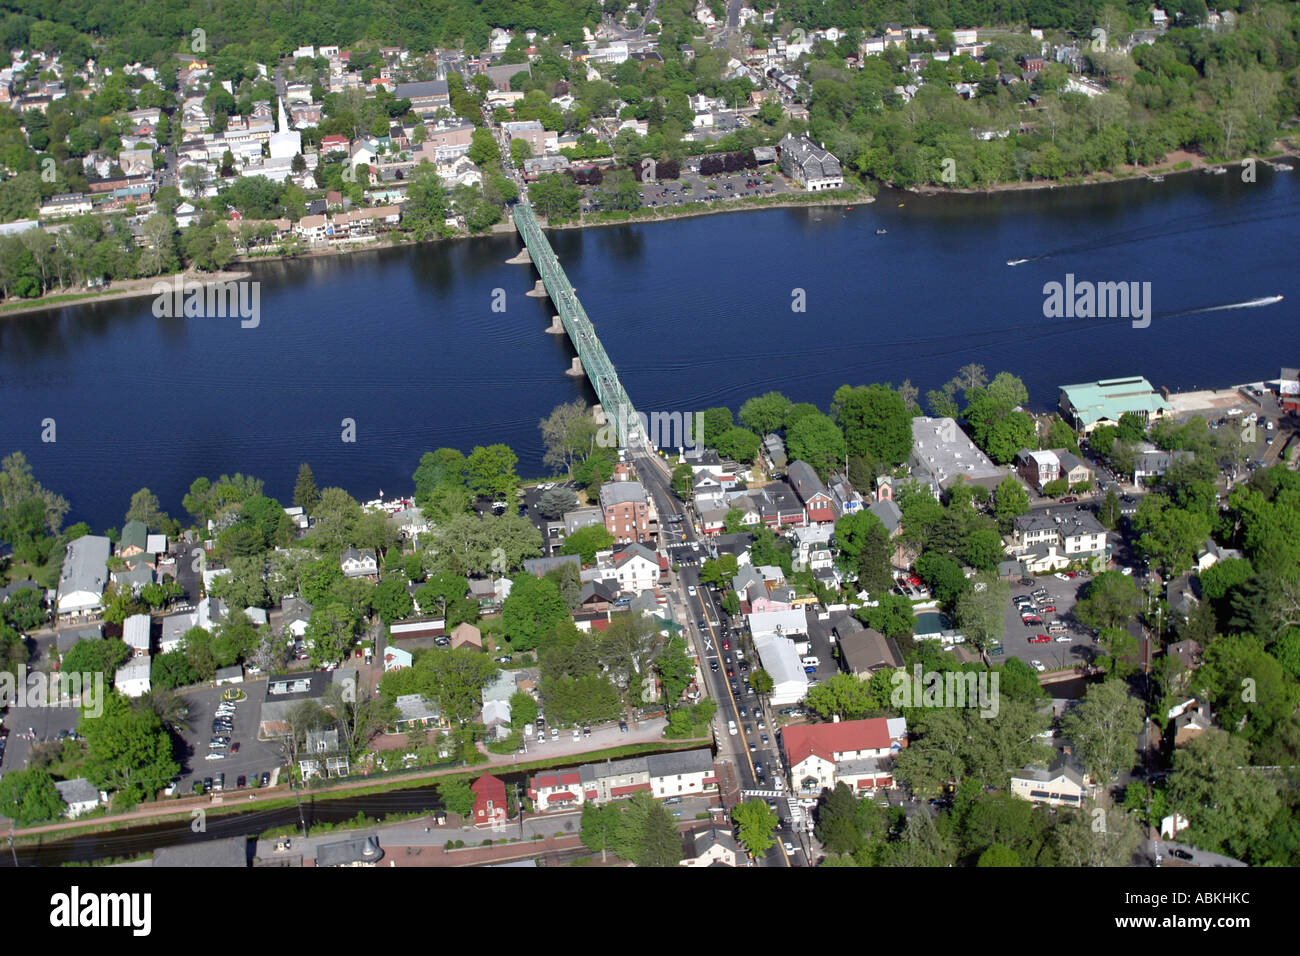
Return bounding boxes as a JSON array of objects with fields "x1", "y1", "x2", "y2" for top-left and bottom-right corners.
[
  {"x1": 123, "y1": 613, "x2": 152, "y2": 654},
  {"x1": 784, "y1": 717, "x2": 908, "y2": 795},
  {"x1": 596, "y1": 543, "x2": 662, "y2": 594},
  {"x1": 56, "y1": 535, "x2": 111, "y2": 618},
  {"x1": 55, "y1": 778, "x2": 104, "y2": 818},
  {"x1": 340, "y1": 546, "x2": 379, "y2": 579},
  {"x1": 752, "y1": 633, "x2": 808, "y2": 706},
  {"x1": 114, "y1": 656, "x2": 152, "y2": 698}
]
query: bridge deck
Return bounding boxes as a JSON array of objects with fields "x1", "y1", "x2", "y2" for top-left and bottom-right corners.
[{"x1": 513, "y1": 202, "x2": 645, "y2": 449}]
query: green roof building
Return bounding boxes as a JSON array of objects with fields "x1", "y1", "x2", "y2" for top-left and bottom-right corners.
[
  {"x1": 1058, "y1": 377, "x2": 1171, "y2": 433},
  {"x1": 119, "y1": 519, "x2": 148, "y2": 555}
]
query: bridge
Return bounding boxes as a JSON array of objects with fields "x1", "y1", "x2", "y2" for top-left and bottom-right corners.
[{"x1": 511, "y1": 201, "x2": 647, "y2": 450}]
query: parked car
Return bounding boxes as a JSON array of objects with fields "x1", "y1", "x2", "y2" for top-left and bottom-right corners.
[
  {"x1": 1055, "y1": 635, "x2": 1072, "y2": 643},
  {"x1": 1029, "y1": 660, "x2": 1046, "y2": 672},
  {"x1": 236, "y1": 775, "x2": 246, "y2": 789},
  {"x1": 260, "y1": 772, "x2": 270, "y2": 787},
  {"x1": 1029, "y1": 635, "x2": 1051, "y2": 644},
  {"x1": 618, "y1": 720, "x2": 628, "y2": 734}
]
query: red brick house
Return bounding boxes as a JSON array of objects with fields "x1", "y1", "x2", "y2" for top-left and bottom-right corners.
[
  {"x1": 471, "y1": 772, "x2": 508, "y2": 827},
  {"x1": 786, "y1": 460, "x2": 836, "y2": 524},
  {"x1": 599, "y1": 481, "x2": 652, "y2": 544}
]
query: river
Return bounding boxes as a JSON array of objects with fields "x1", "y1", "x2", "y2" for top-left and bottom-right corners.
[{"x1": 1, "y1": 169, "x2": 1295, "y2": 530}]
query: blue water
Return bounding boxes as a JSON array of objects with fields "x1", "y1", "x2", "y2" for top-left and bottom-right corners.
[{"x1": 1, "y1": 169, "x2": 1295, "y2": 530}]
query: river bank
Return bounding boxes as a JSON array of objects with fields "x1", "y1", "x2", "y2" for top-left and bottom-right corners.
[
  {"x1": 542, "y1": 187, "x2": 874, "y2": 231},
  {"x1": 0, "y1": 269, "x2": 253, "y2": 319},
  {"x1": 910, "y1": 145, "x2": 1299, "y2": 196}
]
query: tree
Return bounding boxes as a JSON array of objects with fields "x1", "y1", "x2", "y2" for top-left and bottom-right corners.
[
  {"x1": 536, "y1": 486, "x2": 579, "y2": 519},
  {"x1": 0, "y1": 767, "x2": 66, "y2": 826},
  {"x1": 1132, "y1": 495, "x2": 1211, "y2": 574},
  {"x1": 510, "y1": 690, "x2": 539, "y2": 730},
  {"x1": 304, "y1": 603, "x2": 360, "y2": 666},
  {"x1": 739, "y1": 391, "x2": 792, "y2": 435},
  {"x1": 0, "y1": 451, "x2": 69, "y2": 534},
  {"x1": 403, "y1": 163, "x2": 451, "y2": 240},
  {"x1": 785, "y1": 411, "x2": 846, "y2": 480},
  {"x1": 833, "y1": 511, "x2": 893, "y2": 597},
  {"x1": 699, "y1": 554, "x2": 739, "y2": 588},
  {"x1": 466, "y1": 444, "x2": 520, "y2": 500},
  {"x1": 540, "y1": 398, "x2": 598, "y2": 477},
  {"x1": 124, "y1": 488, "x2": 169, "y2": 529},
  {"x1": 994, "y1": 476, "x2": 1030, "y2": 527},
  {"x1": 1074, "y1": 571, "x2": 1143, "y2": 630},
  {"x1": 1041, "y1": 478, "x2": 1068, "y2": 498},
  {"x1": 815, "y1": 783, "x2": 868, "y2": 855},
  {"x1": 855, "y1": 593, "x2": 915, "y2": 639},
  {"x1": 671, "y1": 463, "x2": 695, "y2": 497},
  {"x1": 733, "y1": 799, "x2": 780, "y2": 857},
  {"x1": 832, "y1": 384, "x2": 913, "y2": 466},
  {"x1": 438, "y1": 775, "x2": 477, "y2": 819},
  {"x1": 915, "y1": 551, "x2": 969, "y2": 607},
  {"x1": 714, "y1": 426, "x2": 760, "y2": 463},
  {"x1": 805, "y1": 673, "x2": 884, "y2": 721},
  {"x1": 293, "y1": 463, "x2": 320, "y2": 512},
  {"x1": 977, "y1": 844, "x2": 1022, "y2": 866},
  {"x1": 1168, "y1": 730, "x2": 1281, "y2": 861},
  {"x1": 1097, "y1": 487, "x2": 1122, "y2": 530},
  {"x1": 467, "y1": 127, "x2": 501, "y2": 167},
  {"x1": 510, "y1": 136, "x2": 533, "y2": 168},
  {"x1": 501, "y1": 574, "x2": 568, "y2": 651},
  {"x1": 1061, "y1": 679, "x2": 1144, "y2": 786},
  {"x1": 656, "y1": 636, "x2": 695, "y2": 705},
  {"x1": 954, "y1": 573, "x2": 1011, "y2": 651},
  {"x1": 580, "y1": 802, "x2": 617, "y2": 862},
  {"x1": 1096, "y1": 626, "x2": 1139, "y2": 677},
  {"x1": 80, "y1": 691, "x2": 180, "y2": 809},
  {"x1": 749, "y1": 669, "x2": 774, "y2": 695},
  {"x1": 371, "y1": 576, "x2": 414, "y2": 624},
  {"x1": 63, "y1": 637, "x2": 130, "y2": 680},
  {"x1": 530, "y1": 172, "x2": 580, "y2": 219},
  {"x1": 1053, "y1": 804, "x2": 1141, "y2": 866},
  {"x1": 559, "y1": 524, "x2": 614, "y2": 564}
]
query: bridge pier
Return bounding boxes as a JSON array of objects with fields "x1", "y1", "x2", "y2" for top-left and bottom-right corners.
[
  {"x1": 526, "y1": 278, "x2": 548, "y2": 298},
  {"x1": 505, "y1": 247, "x2": 532, "y2": 265},
  {"x1": 545, "y1": 315, "x2": 565, "y2": 334},
  {"x1": 566, "y1": 356, "x2": 585, "y2": 377}
]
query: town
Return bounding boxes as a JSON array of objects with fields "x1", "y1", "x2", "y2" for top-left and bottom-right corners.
[
  {"x1": 0, "y1": 0, "x2": 1293, "y2": 303},
  {"x1": 0, "y1": 361, "x2": 1296, "y2": 869}
]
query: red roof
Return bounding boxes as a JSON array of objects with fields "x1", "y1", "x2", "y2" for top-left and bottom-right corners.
[
  {"x1": 471, "y1": 772, "x2": 506, "y2": 802},
  {"x1": 548, "y1": 791, "x2": 577, "y2": 802},
  {"x1": 783, "y1": 718, "x2": 894, "y2": 767},
  {"x1": 610, "y1": 783, "x2": 651, "y2": 797},
  {"x1": 533, "y1": 771, "x2": 581, "y2": 789}
]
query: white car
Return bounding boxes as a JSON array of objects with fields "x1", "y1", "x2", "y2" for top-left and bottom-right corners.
[
  {"x1": 1029, "y1": 660, "x2": 1046, "y2": 672},
  {"x1": 1055, "y1": 635, "x2": 1072, "y2": 643},
  {"x1": 687, "y1": 585, "x2": 697, "y2": 596},
  {"x1": 728, "y1": 720, "x2": 738, "y2": 736},
  {"x1": 1121, "y1": 567, "x2": 1133, "y2": 576},
  {"x1": 204, "y1": 752, "x2": 226, "y2": 761},
  {"x1": 1054, "y1": 572, "x2": 1070, "y2": 580}
]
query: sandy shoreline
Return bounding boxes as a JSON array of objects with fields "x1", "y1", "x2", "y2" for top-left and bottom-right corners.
[{"x1": 0, "y1": 270, "x2": 253, "y2": 319}]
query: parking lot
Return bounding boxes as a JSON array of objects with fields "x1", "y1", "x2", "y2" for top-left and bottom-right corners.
[
  {"x1": 175, "y1": 684, "x2": 284, "y2": 795},
  {"x1": 996, "y1": 573, "x2": 1093, "y2": 671}
]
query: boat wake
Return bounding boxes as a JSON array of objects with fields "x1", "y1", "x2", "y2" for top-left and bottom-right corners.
[
  {"x1": 1170, "y1": 294, "x2": 1284, "y2": 317},
  {"x1": 1007, "y1": 256, "x2": 1050, "y2": 266}
]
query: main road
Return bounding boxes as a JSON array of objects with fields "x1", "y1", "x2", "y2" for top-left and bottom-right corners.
[{"x1": 633, "y1": 448, "x2": 801, "y2": 866}]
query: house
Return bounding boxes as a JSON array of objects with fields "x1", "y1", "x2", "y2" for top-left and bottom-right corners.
[
  {"x1": 786, "y1": 460, "x2": 835, "y2": 524},
  {"x1": 56, "y1": 535, "x2": 111, "y2": 618},
  {"x1": 1056, "y1": 450, "x2": 1093, "y2": 487},
  {"x1": 1015, "y1": 449, "x2": 1061, "y2": 491},
  {"x1": 1134, "y1": 448, "x2": 1193, "y2": 483},
  {"x1": 866, "y1": 498, "x2": 903, "y2": 538},
  {"x1": 790, "y1": 524, "x2": 834, "y2": 572},
  {"x1": 1173, "y1": 702, "x2": 1214, "y2": 747},
  {"x1": 752, "y1": 481, "x2": 805, "y2": 528},
  {"x1": 383, "y1": 645, "x2": 413, "y2": 671},
  {"x1": 259, "y1": 669, "x2": 356, "y2": 737},
  {"x1": 114, "y1": 656, "x2": 152, "y2": 698},
  {"x1": 1196, "y1": 539, "x2": 1243, "y2": 572},
  {"x1": 753, "y1": 633, "x2": 809, "y2": 706},
  {"x1": 215, "y1": 665, "x2": 244, "y2": 685},
  {"x1": 449, "y1": 622, "x2": 483, "y2": 651},
  {"x1": 393, "y1": 694, "x2": 443, "y2": 731},
  {"x1": 482, "y1": 698, "x2": 512, "y2": 738},
  {"x1": 340, "y1": 546, "x2": 378, "y2": 579},
  {"x1": 748, "y1": 607, "x2": 808, "y2": 641},
  {"x1": 563, "y1": 507, "x2": 604, "y2": 536},
  {"x1": 838, "y1": 623, "x2": 904, "y2": 676},
  {"x1": 315, "y1": 834, "x2": 384, "y2": 866},
  {"x1": 776, "y1": 134, "x2": 844, "y2": 191},
  {"x1": 299, "y1": 727, "x2": 349, "y2": 779},
  {"x1": 784, "y1": 717, "x2": 908, "y2": 795},
  {"x1": 1009, "y1": 755, "x2": 1092, "y2": 806},
  {"x1": 471, "y1": 772, "x2": 509, "y2": 826},
  {"x1": 1058, "y1": 378, "x2": 1171, "y2": 434},
  {"x1": 599, "y1": 481, "x2": 652, "y2": 544},
  {"x1": 1165, "y1": 573, "x2": 1200, "y2": 621},
  {"x1": 597, "y1": 542, "x2": 662, "y2": 594},
  {"x1": 501, "y1": 120, "x2": 557, "y2": 156},
  {"x1": 529, "y1": 748, "x2": 716, "y2": 811},
  {"x1": 827, "y1": 475, "x2": 863, "y2": 517},
  {"x1": 909, "y1": 417, "x2": 1006, "y2": 496},
  {"x1": 681, "y1": 828, "x2": 741, "y2": 867},
  {"x1": 394, "y1": 80, "x2": 450, "y2": 115},
  {"x1": 1010, "y1": 510, "x2": 1108, "y2": 572},
  {"x1": 55, "y1": 778, "x2": 104, "y2": 818},
  {"x1": 119, "y1": 520, "x2": 148, "y2": 558},
  {"x1": 122, "y1": 614, "x2": 152, "y2": 655}
]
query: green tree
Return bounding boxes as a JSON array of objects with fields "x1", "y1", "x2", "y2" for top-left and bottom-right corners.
[
  {"x1": 510, "y1": 690, "x2": 539, "y2": 730},
  {"x1": 438, "y1": 775, "x2": 477, "y2": 819},
  {"x1": 805, "y1": 673, "x2": 882, "y2": 721},
  {"x1": 501, "y1": 574, "x2": 568, "y2": 651},
  {"x1": 1168, "y1": 730, "x2": 1282, "y2": 861},
  {"x1": 80, "y1": 691, "x2": 180, "y2": 809},
  {"x1": 1061, "y1": 679, "x2": 1144, "y2": 786},
  {"x1": 371, "y1": 576, "x2": 414, "y2": 624},
  {"x1": 560, "y1": 524, "x2": 615, "y2": 564},
  {"x1": 832, "y1": 383, "x2": 913, "y2": 466},
  {"x1": 733, "y1": 799, "x2": 780, "y2": 857},
  {"x1": 0, "y1": 767, "x2": 67, "y2": 826},
  {"x1": 785, "y1": 411, "x2": 846, "y2": 480},
  {"x1": 739, "y1": 391, "x2": 792, "y2": 435},
  {"x1": 953, "y1": 573, "x2": 1011, "y2": 651},
  {"x1": 833, "y1": 510, "x2": 893, "y2": 597},
  {"x1": 699, "y1": 554, "x2": 739, "y2": 588},
  {"x1": 1074, "y1": 571, "x2": 1143, "y2": 630},
  {"x1": 855, "y1": 593, "x2": 915, "y2": 639},
  {"x1": 293, "y1": 463, "x2": 320, "y2": 513},
  {"x1": 994, "y1": 476, "x2": 1030, "y2": 528}
]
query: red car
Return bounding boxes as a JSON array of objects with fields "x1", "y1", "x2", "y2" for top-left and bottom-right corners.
[
  {"x1": 1022, "y1": 617, "x2": 1042, "y2": 626},
  {"x1": 230, "y1": 742, "x2": 240, "y2": 754},
  {"x1": 1065, "y1": 572, "x2": 1077, "y2": 578},
  {"x1": 1029, "y1": 635, "x2": 1051, "y2": 644},
  {"x1": 1040, "y1": 605, "x2": 1057, "y2": 613},
  {"x1": 908, "y1": 575, "x2": 923, "y2": 587},
  {"x1": 722, "y1": 639, "x2": 730, "y2": 650}
]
